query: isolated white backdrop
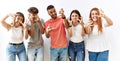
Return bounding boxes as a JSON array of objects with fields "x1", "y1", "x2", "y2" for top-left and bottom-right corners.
[{"x1": 0, "y1": 0, "x2": 120, "y2": 61}]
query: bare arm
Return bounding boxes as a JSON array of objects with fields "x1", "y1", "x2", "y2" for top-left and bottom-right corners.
[
  {"x1": 37, "y1": 19, "x2": 44, "y2": 34},
  {"x1": 1, "y1": 15, "x2": 11, "y2": 31},
  {"x1": 24, "y1": 28, "x2": 29, "y2": 40},
  {"x1": 67, "y1": 27, "x2": 72, "y2": 38},
  {"x1": 79, "y1": 17, "x2": 86, "y2": 37},
  {"x1": 63, "y1": 18, "x2": 70, "y2": 29},
  {"x1": 84, "y1": 20, "x2": 93, "y2": 34},
  {"x1": 81, "y1": 25, "x2": 85, "y2": 37},
  {"x1": 59, "y1": 8, "x2": 70, "y2": 29},
  {"x1": 99, "y1": 9, "x2": 113, "y2": 27},
  {"x1": 45, "y1": 30, "x2": 50, "y2": 38},
  {"x1": 103, "y1": 15, "x2": 113, "y2": 27},
  {"x1": 28, "y1": 23, "x2": 34, "y2": 38},
  {"x1": 22, "y1": 24, "x2": 29, "y2": 40}
]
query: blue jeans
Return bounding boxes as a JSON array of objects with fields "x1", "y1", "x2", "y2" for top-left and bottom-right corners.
[
  {"x1": 88, "y1": 50, "x2": 109, "y2": 61},
  {"x1": 27, "y1": 47, "x2": 43, "y2": 61},
  {"x1": 68, "y1": 41, "x2": 85, "y2": 61},
  {"x1": 6, "y1": 43, "x2": 27, "y2": 61},
  {"x1": 50, "y1": 47, "x2": 68, "y2": 61}
]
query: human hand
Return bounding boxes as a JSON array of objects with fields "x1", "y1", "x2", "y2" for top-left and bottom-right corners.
[
  {"x1": 7, "y1": 13, "x2": 17, "y2": 19},
  {"x1": 59, "y1": 8, "x2": 66, "y2": 19},
  {"x1": 99, "y1": 8, "x2": 105, "y2": 18},
  {"x1": 34, "y1": 15, "x2": 40, "y2": 22},
  {"x1": 46, "y1": 25, "x2": 55, "y2": 34},
  {"x1": 78, "y1": 17, "x2": 84, "y2": 25},
  {"x1": 86, "y1": 19, "x2": 94, "y2": 27},
  {"x1": 28, "y1": 14, "x2": 34, "y2": 23},
  {"x1": 8, "y1": 13, "x2": 16, "y2": 17},
  {"x1": 59, "y1": 8, "x2": 64, "y2": 15},
  {"x1": 20, "y1": 21, "x2": 28, "y2": 30}
]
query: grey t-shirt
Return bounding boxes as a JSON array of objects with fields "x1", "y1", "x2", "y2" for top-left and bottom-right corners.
[{"x1": 27, "y1": 19, "x2": 44, "y2": 48}]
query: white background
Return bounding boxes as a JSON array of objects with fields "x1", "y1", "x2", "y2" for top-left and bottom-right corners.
[{"x1": 0, "y1": 0, "x2": 120, "y2": 61}]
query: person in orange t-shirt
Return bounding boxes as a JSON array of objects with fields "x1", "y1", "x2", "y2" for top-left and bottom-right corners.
[{"x1": 44, "y1": 5, "x2": 69, "y2": 61}]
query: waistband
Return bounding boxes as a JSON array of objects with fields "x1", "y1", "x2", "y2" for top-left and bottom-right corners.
[
  {"x1": 69, "y1": 40, "x2": 84, "y2": 44},
  {"x1": 9, "y1": 42, "x2": 23, "y2": 45}
]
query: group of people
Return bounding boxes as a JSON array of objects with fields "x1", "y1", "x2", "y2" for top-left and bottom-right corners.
[{"x1": 1, "y1": 5, "x2": 113, "y2": 61}]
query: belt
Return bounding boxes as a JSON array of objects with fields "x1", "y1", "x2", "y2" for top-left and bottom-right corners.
[{"x1": 9, "y1": 42, "x2": 23, "y2": 45}]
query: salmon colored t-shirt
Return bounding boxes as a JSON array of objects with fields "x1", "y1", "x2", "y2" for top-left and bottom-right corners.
[{"x1": 44, "y1": 17, "x2": 68, "y2": 48}]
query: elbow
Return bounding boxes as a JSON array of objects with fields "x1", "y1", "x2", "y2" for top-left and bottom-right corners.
[
  {"x1": 110, "y1": 22, "x2": 113, "y2": 26},
  {"x1": 41, "y1": 30, "x2": 44, "y2": 34},
  {"x1": 46, "y1": 36, "x2": 49, "y2": 38},
  {"x1": 46, "y1": 34, "x2": 49, "y2": 38},
  {"x1": 45, "y1": 32, "x2": 50, "y2": 38},
  {"x1": 25, "y1": 36, "x2": 28, "y2": 40},
  {"x1": 107, "y1": 22, "x2": 113, "y2": 27}
]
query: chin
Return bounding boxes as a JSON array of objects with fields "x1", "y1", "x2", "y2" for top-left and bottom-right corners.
[{"x1": 93, "y1": 19, "x2": 97, "y2": 22}]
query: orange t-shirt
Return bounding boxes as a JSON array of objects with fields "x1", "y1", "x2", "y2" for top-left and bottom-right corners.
[{"x1": 44, "y1": 17, "x2": 68, "y2": 48}]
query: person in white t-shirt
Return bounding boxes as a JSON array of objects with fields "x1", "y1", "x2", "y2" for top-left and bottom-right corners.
[
  {"x1": 85, "y1": 7, "x2": 113, "y2": 61},
  {"x1": 67, "y1": 10, "x2": 85, "y2": 61}
]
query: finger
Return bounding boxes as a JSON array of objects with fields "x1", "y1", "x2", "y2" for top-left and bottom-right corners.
[
  {"x1": 89, "y1": 24, "x2": 94, "y2": 27},
  {"x1": 51, "y1": 28, "x2": 56, "y2": 30},
  {"x1": 59, "y1": 8, "x2": 64, "y2": 14},
  {"x1": 47, "y1": 25, "x2": 50, "y2": 28},
  {"x1": 99, "y1": 8, "x2": 104, "y2": 13}
]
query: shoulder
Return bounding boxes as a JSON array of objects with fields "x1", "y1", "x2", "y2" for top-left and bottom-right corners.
[
  {"x1": 44, "y1": 19, "x2": 51, "y2": 24},
  {"x1": 44, "y1": 19, "x2": 51, "y2": 28},
  {"x1": 56, "y1": 17, "x2": 63, "y2": 23}
]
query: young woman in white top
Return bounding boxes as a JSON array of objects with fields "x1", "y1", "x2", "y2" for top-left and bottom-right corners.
[
  {"x1": 85, "y1": 7, "x2": 113, "y2": 61},
  {"x1": 1, "y1": 12, "x2": 28, "y2": 61},
  {"x1": 67, "y1": 10, "x2": 85, "y2": 61}
]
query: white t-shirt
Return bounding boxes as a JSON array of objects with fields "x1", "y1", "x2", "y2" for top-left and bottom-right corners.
[
  {"x1": 8, "y1": 26, "x2": 23, "y2": 43},
  {"x1": 86, "y1": 24, "x2": 111, "y2": 52},
  {"x1": 70, "y1": 24, "x2": 84, "y2": 43}
]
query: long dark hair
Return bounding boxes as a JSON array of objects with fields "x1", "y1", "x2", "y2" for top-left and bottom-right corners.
[{"x1": 69, "y1": 9, "x2": 82, "y2": 20}]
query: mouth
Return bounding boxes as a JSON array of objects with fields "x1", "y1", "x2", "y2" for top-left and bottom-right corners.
[{"x1": 92, "y1": 17, "x2": 97, "y2": 21}]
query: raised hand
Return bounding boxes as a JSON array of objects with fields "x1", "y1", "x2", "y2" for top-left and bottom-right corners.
[
  {"x1": 34, "y1": 15, "x2": 40, "y2": 22},
  {"x1": 86, "y1": 19, "x2": 94, "y2": 27},
  {"x1": 28, "y1": 14, "x2": 34, "y2": 23},
  {"x1": 8, "y1": 13, "x2": 16, "y2": 18},
  {"x1": 78, "y1": 17, "x2": 84, "y2": 25},
  {"x1": 59, "y1": 8, "x2": 66, "y2": 19},
  {"x1": 19, "y1": 21, "x2": 27, "y2": 29},
  {"x1": 59, "y1": 8, "x2": 64, "y2": 15},
  {"x1": 99, "y1": 8, "x2": 105, "y2": 18}
]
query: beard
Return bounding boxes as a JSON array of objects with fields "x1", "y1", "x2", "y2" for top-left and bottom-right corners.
[{"x1": 51, "y1": 14, "x2": 57, "y2": 19}]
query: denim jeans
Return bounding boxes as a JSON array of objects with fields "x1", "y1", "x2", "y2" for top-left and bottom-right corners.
[
  {"x1": 6, "y1": 43, "x2": 27, "y2": 61},
  {"x1": 68, "y1": 41, "x2": 85, "y2": 61},
  {"x1": 27, "y1": 47, "x2": 43, "y2": 61},
  {"x1": 50, "y1": 47, "x2": 68, "y2": 61},
  {"x1": 88, "y1": 50, "x2": 109, "y2": 61}
]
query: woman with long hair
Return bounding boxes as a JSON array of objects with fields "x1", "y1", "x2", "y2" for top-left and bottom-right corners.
[
  {"x1": 67, "y1": 10, "x2": 85, "y2": 61},
  {"x1": 85, "y1": 7, "x2": 113, "y2": 61},
  {"x1": 1, "y1": 12, "x2": 28, "y2": 61}
]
